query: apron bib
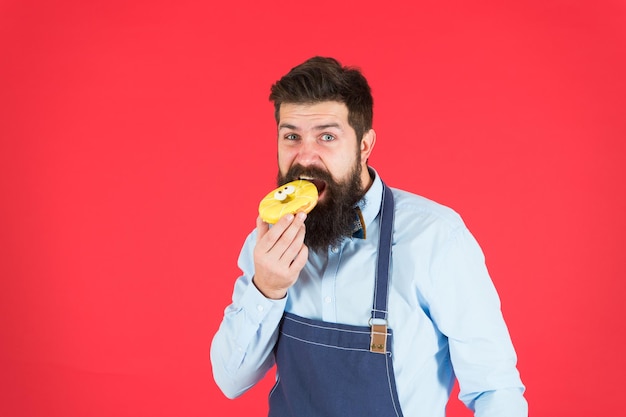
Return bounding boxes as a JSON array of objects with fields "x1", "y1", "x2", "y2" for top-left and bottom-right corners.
[{"x1": 269, "y1": 183, "x2": 404, "y2": 417}]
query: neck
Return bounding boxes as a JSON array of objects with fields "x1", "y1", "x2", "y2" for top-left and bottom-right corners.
[{"x1": 360, "y1": 165, "x2": 374, "y2": 195}]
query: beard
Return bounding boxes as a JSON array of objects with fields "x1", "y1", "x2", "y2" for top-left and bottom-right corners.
[{"x1": 277, "y1": 161, "x2": 365, "y2": 253}]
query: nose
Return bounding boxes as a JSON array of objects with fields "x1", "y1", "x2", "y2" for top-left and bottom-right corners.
[{"x1": 294, "y1": 137, "x2": 321, "y2": 167}]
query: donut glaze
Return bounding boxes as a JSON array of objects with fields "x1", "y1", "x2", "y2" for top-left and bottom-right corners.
[{"x1": 258, "y1": 180, "x2": 319, "y2": 224}]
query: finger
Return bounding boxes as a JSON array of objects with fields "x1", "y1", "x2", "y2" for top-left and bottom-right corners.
[
  {"x1": 256, "y1": 214, "x2": 291, "y2": 253},
  {"x1": 270, "y1": 213, "x2": 307, "y2": 259},
  {"x1": 258, "y1": 213, "x2": 293, "y2": 249},
  {"x1": 278, "y1": 220, "x2": 306, "y2": 264},
  {"x1": 256, "y1": 216, "x2": 270, "y2": 243},
  {"x1": 260, "y1": 212, "x2": 306, "y2": 255},
  {"x1": 289, "y1": 243, "x2": 309, "y2": 272}
]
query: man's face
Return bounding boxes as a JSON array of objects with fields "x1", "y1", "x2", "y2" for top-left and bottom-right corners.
[
  {"x1": 276, "y1": 101, "x2": 375, "y2": 251},
  {"x1": 277, "y1": 101, "x2": 372, "y2": 200}
]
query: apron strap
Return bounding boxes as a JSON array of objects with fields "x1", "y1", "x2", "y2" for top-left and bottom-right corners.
[{"x1": 370, "y1": 183, "x2": 394, "y2": 353}]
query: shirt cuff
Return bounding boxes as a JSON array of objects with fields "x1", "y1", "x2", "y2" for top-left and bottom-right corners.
[{"x1": 239, "y1": 279, "x2": 287, "y2": 325}]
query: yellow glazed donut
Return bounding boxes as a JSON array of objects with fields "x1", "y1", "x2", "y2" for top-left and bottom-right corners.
[{"x1": 258, "y1": 180, "x2": 319, "y2": 224}]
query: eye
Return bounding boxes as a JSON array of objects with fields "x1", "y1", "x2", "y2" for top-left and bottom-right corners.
[
  {"x1": 274, "y1": 190, "x2": 287, "y2": 201},
  {"x1": 285, "y1": 133, "x2": 299, "y2": 140},
  {"x1": 321, "y1": 134, "x2": 335, "y2": 142},
  {"x1": 274, "y1": 185, "x2": 295, "y2": 201}
]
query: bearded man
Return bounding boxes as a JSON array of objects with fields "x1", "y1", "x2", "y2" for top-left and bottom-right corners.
[{"x1": 210, "y1": 56, "x2": 528, "y2": 417}]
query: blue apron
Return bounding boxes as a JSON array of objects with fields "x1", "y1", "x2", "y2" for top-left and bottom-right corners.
[{"x1": 269, "y1": 183, "x2": 404, "y2": 417}]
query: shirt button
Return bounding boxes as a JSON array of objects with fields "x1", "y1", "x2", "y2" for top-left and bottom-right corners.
[
  {"x1": 331, "y1": 246, "x2": 339, "y2": 254},
  {"x1": 257, "y1": 305, "x2": 265, "y2": 312},
  {"x1": 324, "y1": 296, "x2": 332, "y2": 304}
]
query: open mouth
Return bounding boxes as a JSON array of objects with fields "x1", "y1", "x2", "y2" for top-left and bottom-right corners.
[{"x1": 299, "y1": 176, "x2": 327, "y2": 198}]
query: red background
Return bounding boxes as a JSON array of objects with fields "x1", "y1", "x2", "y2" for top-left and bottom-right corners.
[{"x1": 1, "y1": 1, "x2": 625, "y2": 416}]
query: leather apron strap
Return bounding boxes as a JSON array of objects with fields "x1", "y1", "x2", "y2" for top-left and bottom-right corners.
[{"x1": 370, "y1": 183, "x2": 395, "y2": 353}]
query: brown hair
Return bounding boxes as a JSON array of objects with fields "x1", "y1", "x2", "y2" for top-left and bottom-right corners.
[{"x1": 269, "y1": 56, "x2": 373, "y2": 142}]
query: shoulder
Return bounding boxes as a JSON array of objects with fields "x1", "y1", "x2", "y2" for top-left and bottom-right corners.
[
  {"x1": 386, "y1": 186, "x2": 472, "y2": 252},
  {"x1": 390, "y1": 187, "x2": 465, "y2": 231}
]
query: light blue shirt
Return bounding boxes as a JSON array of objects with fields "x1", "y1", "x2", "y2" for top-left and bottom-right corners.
[{"x1": 211, "y1": 169, "x2": 527, "y2": 416}]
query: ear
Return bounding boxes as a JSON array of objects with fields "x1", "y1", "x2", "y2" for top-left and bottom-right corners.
[{"x1": 360, "y1": 129, "x2": 376, "y2": 162}]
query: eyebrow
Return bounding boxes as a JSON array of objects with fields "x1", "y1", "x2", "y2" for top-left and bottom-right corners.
[
  {"x1": 278, "y1": 123, "x2": 297, "y2": 130},
  {"x1": 314, "y1": 123, "x2": 342, "y2": 131},
  {"x1": 278, "y1": 123, "x2": 343, "y2": 131}
]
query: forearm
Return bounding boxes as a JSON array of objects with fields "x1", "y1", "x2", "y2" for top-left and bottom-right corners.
[
  {"x1": 449, "y1": 315, "x2": 527, "y2": 416},
  {"x1": 469, "y1": 388, "x2": 528, "y2": 417},
  {"x1": 210, "y1": 279, "x2": 286, "y2": 398}
]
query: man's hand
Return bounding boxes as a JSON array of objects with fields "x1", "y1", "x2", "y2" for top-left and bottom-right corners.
[{"x1": 253, "y1": 212, "x2": 308, "y2": 300}]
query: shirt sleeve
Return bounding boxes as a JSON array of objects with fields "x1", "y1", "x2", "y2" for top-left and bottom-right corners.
[
  {"x1": 428, "y1": 226, "x2": 528, "y2": 417},
  {"x1": 210, "y1": 231, "x2": 287, "y2": 399}
]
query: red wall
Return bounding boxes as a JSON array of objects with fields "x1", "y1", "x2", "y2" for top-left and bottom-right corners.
[{"x1": 1, "y1": 1, "x2": 625, "y2": 416}]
